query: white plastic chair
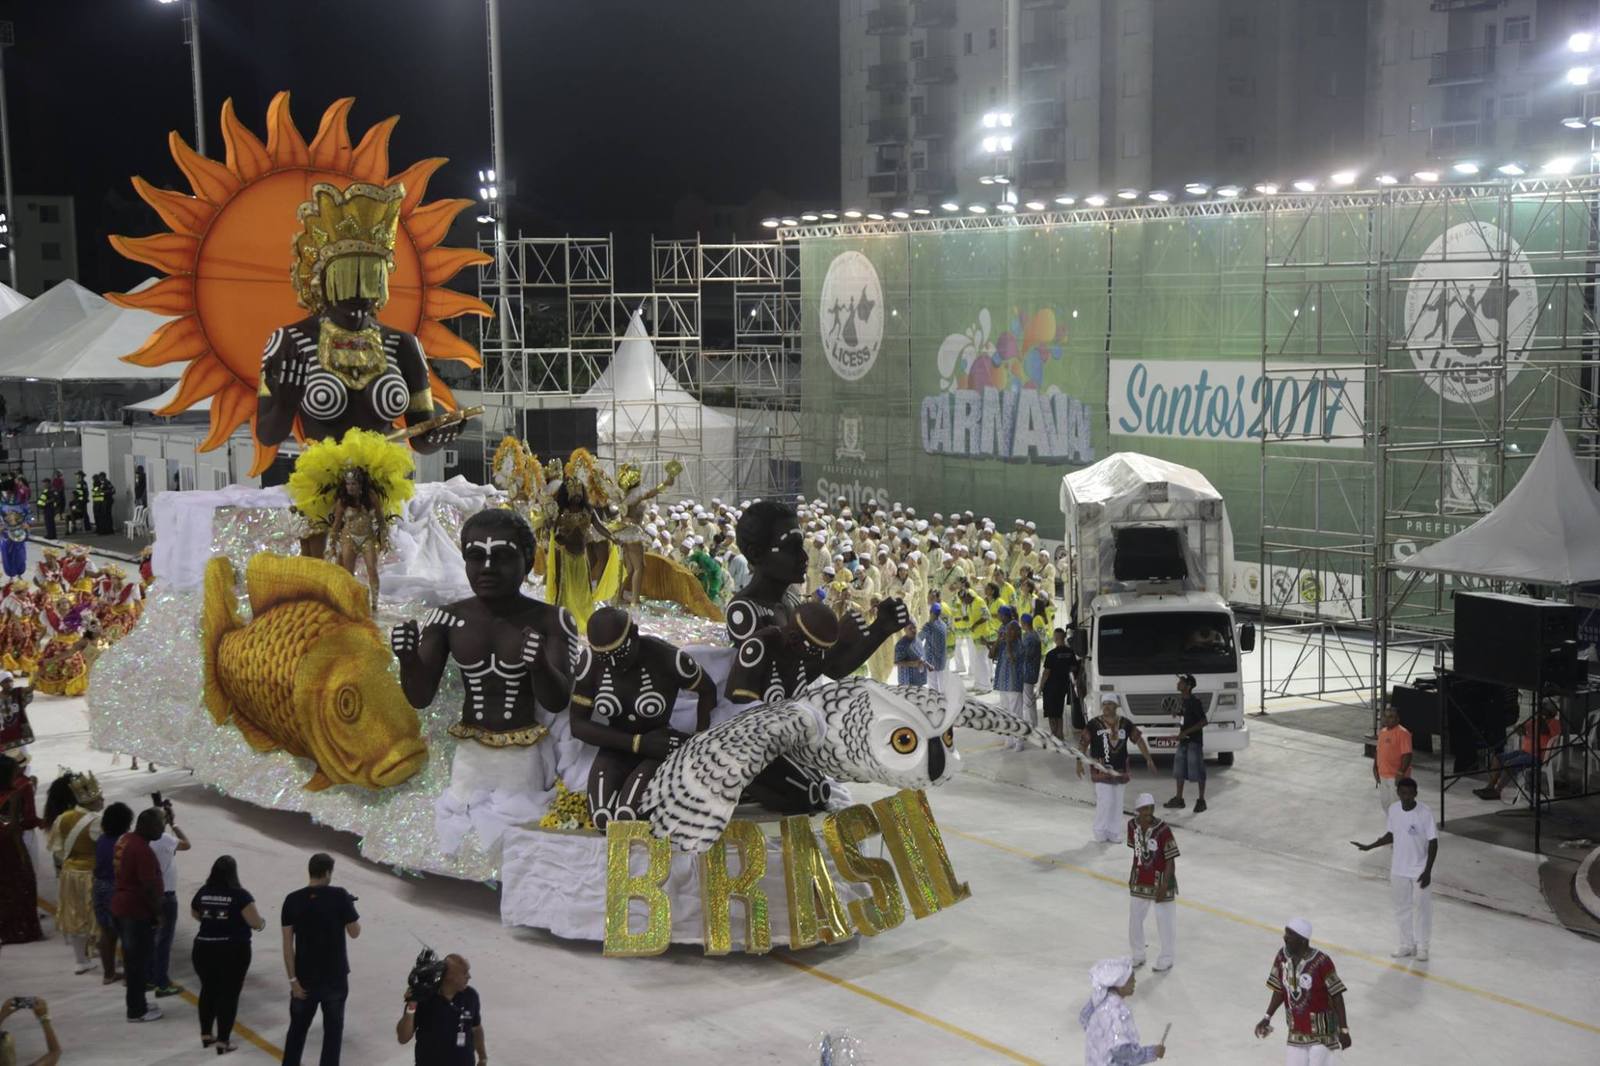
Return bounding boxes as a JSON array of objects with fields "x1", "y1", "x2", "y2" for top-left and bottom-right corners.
[{"x1": 123, "y1": 504, "x2": 148, "y2": 539}]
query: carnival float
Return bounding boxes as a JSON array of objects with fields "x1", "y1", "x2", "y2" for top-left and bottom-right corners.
[{"x1": 83, "y1": 93, "x2": 1087, "y2": 955}]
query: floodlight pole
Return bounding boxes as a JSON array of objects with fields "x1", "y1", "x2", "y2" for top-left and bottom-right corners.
[
  {"x1": 0, "y1": 22, "x2": 17, "y2": 290},
  {"x1": 184, "y1": 0, "x2": 206, "y2": 156},
  {"x1": 486, "y1": 0, "x2": 512, "y2": 357}
]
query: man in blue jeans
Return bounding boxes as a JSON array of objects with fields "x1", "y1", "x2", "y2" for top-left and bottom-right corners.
[
  {"x1": 146, "y1": 803, "x2": 191, "y2": 997},
  {"x1": 281, "y1": 853, "x2": 361, "y2": 1066},
  {"x1": 1165, "y1": 674, "x2": 1209, "y2": 813}
]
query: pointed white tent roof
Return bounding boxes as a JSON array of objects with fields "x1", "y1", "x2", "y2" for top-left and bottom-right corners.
[
  {"x1": 577, "y1": 306, "x2": 735, "y2": 444},
  {"x1": 0, "y1": 283, "x2": 28, "y2": 321},
  {"x1": 127, "y1": 383, "x2": 211, "y2": 414},
  {"x1": 0, "y1": 280, "x2": 103, "y2": 375},
  {"x1": 5, "y1": 279, "x2": 178, "y2": 382},
  {"x1": 1401, "y1": 421, "x2": 1600, "y2": 586}
]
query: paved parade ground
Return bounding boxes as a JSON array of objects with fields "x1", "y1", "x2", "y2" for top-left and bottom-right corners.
[{"x1": 7, "y1": 673, "x2": 1598, "y2": 1065}]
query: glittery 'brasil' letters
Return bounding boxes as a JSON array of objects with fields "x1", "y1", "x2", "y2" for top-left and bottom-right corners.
[{"x1": 602, "y1": 788, "x2": 969, "y2": 956}]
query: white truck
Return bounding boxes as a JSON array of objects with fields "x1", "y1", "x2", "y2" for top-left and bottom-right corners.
[{"x1": 1060, "y1": 452, "x2": 1253, "y2": 764}]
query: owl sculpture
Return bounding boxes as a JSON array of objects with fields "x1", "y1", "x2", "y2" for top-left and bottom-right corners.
[{"x1": 643, "y1": 675, "x2": 1089, "y2": 854}]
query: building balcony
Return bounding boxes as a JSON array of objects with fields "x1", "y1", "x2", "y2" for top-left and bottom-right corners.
[
  {"x1": 913, "y1": 111, "x2": 952, "y2": 139},
  {"x1": 868, "y1": 172, "x2": 909, "y2": 196},
  {"x1": 866, "y1": 3, "x2": 910, "y2": 35},
  {"x1": 1429, "y1": 46, "x2": 1495, "y2": 84},
  {"x1": 1428, "y1": 120, "x2": 1483, "y2": 156},
  {"x1": 867, "y1": 117, "x2": 910, "y2": 144},
  {"x1": 1020, "y1": 37, "x2": 1065, "y2": 70},
  {"x1": 1020, "y1": 98, "x2": 1066, "y2": 129},
  {"x1": 867, "y1": 62, "x2": 908, "y2": 91},
  {"x1": 913, "y1": 169, "x2": 956, "y2": 196},
  {"x1": 1020, "y1": 158, "x2": 1066, "y2": 187},
  {"x1": 913, "y1": 54, "x2": 957, "y2": 84},
  {"x1": 911, "y1": 0, "x2": 957, "y2": 28}
]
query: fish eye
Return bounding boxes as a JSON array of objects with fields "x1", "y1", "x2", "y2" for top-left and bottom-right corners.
[
  {"x1": 890, "y1": 727, "x2": 919, "y2": 755},
  {"x1": 336, "y1": 687, "x2": 361, "y2": 722},
  {"x1": 942, "y1": 729, "x2": 955, "y2": 749}
]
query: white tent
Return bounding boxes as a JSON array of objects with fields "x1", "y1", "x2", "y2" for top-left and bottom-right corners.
[
  {"x1": 0, "y1": 284, "x2": 28, "y2": 321},
  {"x1": 0, "y1": 280, "x2": 103, "y2": 376},
  {"x1": 128, "y1": 383, "x2": 211, "y2": 414},
  {"x1": 1401, "y1": 421, "x2": 1600, "y2": 586},
  {"x1": 3, "y1": 279, "x2": 177, "y2": 382},
  {"x1": 575, "y1": 307, "x2": 736, "y2": 497}
]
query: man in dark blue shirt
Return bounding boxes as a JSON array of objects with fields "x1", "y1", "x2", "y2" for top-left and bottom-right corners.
[
  {"x1": 397, "y1": 954, "x2": 487, "y2": 1066},
  {"x1": 280, "y1": 853, "x2": 361, "y2": 1066}
]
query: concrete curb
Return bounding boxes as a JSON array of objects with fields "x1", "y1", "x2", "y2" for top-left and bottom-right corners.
[{"x1": 1577, "y1": 845, "x2": 1600, "y2": 924}]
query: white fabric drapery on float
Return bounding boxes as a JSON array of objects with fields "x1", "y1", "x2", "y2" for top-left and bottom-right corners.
[{"x1": 1400, "y1": 420, "x2": 1600, "y2": 587}]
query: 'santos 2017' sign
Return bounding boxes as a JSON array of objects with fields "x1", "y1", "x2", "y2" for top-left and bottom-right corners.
[{"x1": 1110, "y1": 359, "x2": 1365, "y2": 448}]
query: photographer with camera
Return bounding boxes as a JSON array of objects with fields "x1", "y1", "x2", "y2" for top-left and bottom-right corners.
[
  {"x1": 396, "y1": 952, "x2": 486, "y2": 1066},
  {"x1": 146, "y1": 793, "x2": 191, "y2": 999},
  {"x1": 0, "y1": 994, "x2": 61, "y2": 1066}
]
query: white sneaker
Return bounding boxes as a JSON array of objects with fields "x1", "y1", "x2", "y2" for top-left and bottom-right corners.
[
  {"x1": 1416, "y1": 947, "x2": 1429, "y2": 961},
  {"x1": 130, "y1": 1007, "x2": 163, "y2": 1022},
  {"x1": 1131, "y1": 957, "x2": 1147, "y2": 969},
  {"x1": 1153, "y1": 960, "x2": 1173, "y2": 972},
  {"x1": 1391, "y1": 946, "x2": 1415, "y2": 958}
]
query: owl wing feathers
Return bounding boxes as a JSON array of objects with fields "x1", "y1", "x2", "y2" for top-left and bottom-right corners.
[
  {"x1": 645, "y1": 701, "x2": 825, "y2": 854},
  {"x1": 955, "y1": 699, "x2": 1091, "y2": 762}
]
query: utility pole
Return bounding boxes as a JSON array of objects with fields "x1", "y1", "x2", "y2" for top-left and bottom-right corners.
[{"x1": 0, "y1": 21, "x2": 17, "y2": 290}]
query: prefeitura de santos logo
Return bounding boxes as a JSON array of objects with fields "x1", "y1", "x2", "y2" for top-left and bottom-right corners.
[
  {"x1": 1403, "y1": 221, "x2": 1537, "y2": 406},
  {"x1": 819, "y1": 251, "x2": 884, "y2": 381}
]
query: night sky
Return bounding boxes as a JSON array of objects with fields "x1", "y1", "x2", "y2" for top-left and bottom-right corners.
[{"x1": 0, "y1": 0, "x2": 839, "y2": 292}]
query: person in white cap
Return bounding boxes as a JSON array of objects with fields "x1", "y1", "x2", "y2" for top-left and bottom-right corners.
[
  {"x1": 1078, "y1": 697, "x2": 1156, "y2": 843},
  {"x1": 1127, "y1": 794, "x2": 1179, "y2": 971},
  {"x1": 1079, "y1": 957, "x2": 1166, "y2": 1066},
  {"x1": 1255, "y1": 918, "x2": 1351, "y2": 1063}
]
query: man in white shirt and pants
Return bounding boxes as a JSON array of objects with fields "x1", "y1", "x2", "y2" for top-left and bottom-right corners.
[{"x1": 1351, "y1": 776, "x2": 1437, "y2": 961}]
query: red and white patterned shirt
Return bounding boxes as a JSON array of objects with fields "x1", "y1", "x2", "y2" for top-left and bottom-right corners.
[
  {"x1": 1126, "y1": 818, "x2": 1179, "y2": 900},
  {"x1": 1266, "y1": 948, "x2": 1346, "y2": 1048}
]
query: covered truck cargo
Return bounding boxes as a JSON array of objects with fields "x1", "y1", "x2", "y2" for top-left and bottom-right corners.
[{"x1": 1060, "y1": 452, "x2": 1236, "y2": 613}]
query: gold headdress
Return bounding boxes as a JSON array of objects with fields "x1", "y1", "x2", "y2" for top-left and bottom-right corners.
[
  {"x1": 292, "y1": 181, "x2": 405, "y2": 313},
  {"x1": 67, "y1": 769, "x2": 102, "y2": 806},
  {"x1": 616, "y1": 463, "x2": 643, "y2": 492}
]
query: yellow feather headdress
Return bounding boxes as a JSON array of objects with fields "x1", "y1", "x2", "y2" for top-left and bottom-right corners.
[{"x1": 285, "y1": 428, "x2": 416, "y2": 528}]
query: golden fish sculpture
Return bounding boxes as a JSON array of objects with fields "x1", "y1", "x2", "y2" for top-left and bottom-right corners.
[{"x1": 201, "y1": 552, "x2": 426, "y2": 791}]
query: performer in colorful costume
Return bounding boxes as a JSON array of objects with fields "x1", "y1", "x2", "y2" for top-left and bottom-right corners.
[
  {"x1": 286, "y1": 428, "x2": 415, "y2": 610},
  {"x1": 255, "y1": 181, "x2": 463, "y2": 466},
  {"x1": 613, "y1": 460, "x2": 678, "y2": 605},
  {"x1": 34, "y1": 609, "x2": 104, "y2": 698},
  {"x1": 0, "y1": 490, "x2": 32, "y2": 579},
  {"x1": 44, "y1": 769, "x2": 104, "y2": 973},
  {"x1": 541, "y1": 449, "x2": 623, "y2": 628}
]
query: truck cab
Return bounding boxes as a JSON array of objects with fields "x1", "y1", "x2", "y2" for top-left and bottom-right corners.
[{"x1": 1086, "y1": 590, "x2": 1251, "y2": 761}]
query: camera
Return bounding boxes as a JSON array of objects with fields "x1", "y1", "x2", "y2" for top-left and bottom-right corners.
[
  {"x1": 151, "y1": 791, "x2": 175, "y2": 823},
  {"x1": 406, "y1": 948, "x2": 447, "y2": 1001},
  {"x1": 7, "y1": 997, "x2": 35, "y2": 1011}
]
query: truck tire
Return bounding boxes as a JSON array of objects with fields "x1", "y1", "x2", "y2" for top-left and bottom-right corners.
[{"x1": 1216, "y1": 751, "x2": 1234, "y2": 767}]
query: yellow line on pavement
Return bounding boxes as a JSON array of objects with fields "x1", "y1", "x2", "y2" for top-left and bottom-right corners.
[
  {"x1": 37, "y1": 896, "x2": 285, "y2": 1059},
  {"x1": 944, "y1": 828, "x2": 1600, "y2": 1037},
  {"x1": 773, "y1": 953, "x2": 1044, "y2": 1065}
]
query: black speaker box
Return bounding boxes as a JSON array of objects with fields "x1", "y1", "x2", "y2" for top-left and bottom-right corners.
[
  {"x1": 1112, "y1": 526, "x2": 1187, "y2": 582},
  {"x1": 517, "y1": 408, "x2": 598, "y2": 459},
  {"x1": 1453, "y1": 591, "x2": 1577, "y2": 690}
]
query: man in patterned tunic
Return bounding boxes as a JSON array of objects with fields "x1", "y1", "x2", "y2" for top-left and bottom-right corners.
[
  {"x1": 1254, "y1": 917, "x2": 1353, "y2": 1064},
  {"x1": 1126, "y1": 793, "x2": 1178, "y2": 971}
]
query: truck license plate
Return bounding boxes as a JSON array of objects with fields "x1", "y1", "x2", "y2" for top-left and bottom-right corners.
[{"x1": 1148, "y1": 736, "x2": 1178, "y2": 749}]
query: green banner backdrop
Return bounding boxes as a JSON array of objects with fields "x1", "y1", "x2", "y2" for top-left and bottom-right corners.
[{"x1": 799, "y1": 195, "x2": 1587, "y2": 621}]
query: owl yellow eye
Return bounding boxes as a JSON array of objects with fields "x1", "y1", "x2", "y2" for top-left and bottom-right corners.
[
  {"x1": 942, "y1": 729, "x2": 955, "y2": 749},
  {"x1": 890, "y1": 727, "x2": 919, "y2": 754}
]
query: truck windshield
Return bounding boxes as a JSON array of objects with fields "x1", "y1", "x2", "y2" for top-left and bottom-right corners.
[{"x1": 1097, "y1": 612, "x2": 1237, "y2": 675}]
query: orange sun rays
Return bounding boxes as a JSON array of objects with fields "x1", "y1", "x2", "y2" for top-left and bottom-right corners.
[{"x1": 108, "y1": 91, "x2": 491, "y2": 473}]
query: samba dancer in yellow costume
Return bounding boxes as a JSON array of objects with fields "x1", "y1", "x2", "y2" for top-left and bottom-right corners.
[
  {"x1": 44, "y1": 769, "x2": 103, "y2": 974},
  {"x1": 541, "y1": 449, "x2": 622, "y2": 627},
  {"x1": 286, "y1": 428, "x2": 416, "y2": 609}
]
